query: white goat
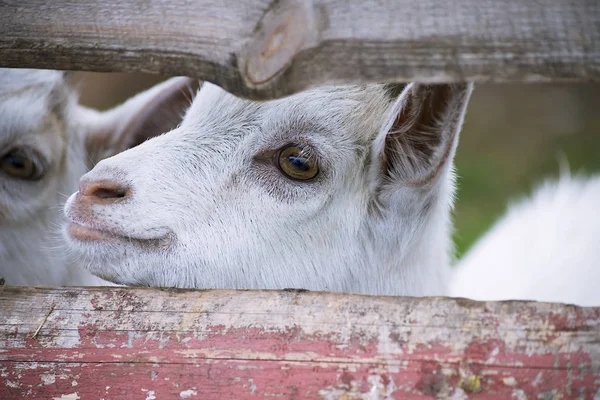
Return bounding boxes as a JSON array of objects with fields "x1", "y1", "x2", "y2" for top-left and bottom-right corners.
[
  {"x1": 0, "y1": 69, "x2": 197, "y2": 286},
  {"x1": 450, "y1": 174, "x2": 600, "y2": 306},
  {"x1": 61, "y1": 80, "x2": 599, "y2": 306},
  {"x1": 63, "y1": 82, "x2": 471, "y2": 296}
]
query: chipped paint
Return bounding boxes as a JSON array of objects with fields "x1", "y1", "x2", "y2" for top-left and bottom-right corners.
[
  {"x1": 512, "y1": 389, "x2": 528, "y2": 400},
  {"x1": 0, "y1": 287, "x2": 598, "y2": 399},
  {"x1": 447, "y1": 387, "x2": 468, "y2": 400},
  {"x1": 52, "y1": 393, "x2": 80, "y2": 400},
  {"x1": 41, "y1": 373, "x2": 56, "y2": 385},
  {"x1": 503, "y1": 377, "x2": 518, "y2": 386},
  {"x1": 179, "y1": 389, "x2": 198, "y2": 398},
  {"x1": 318, "y1": 374, "x2": 397, "y2": 400},
  {"x1": 248, "y1": 378, "x2": 257, "y2": 394}
]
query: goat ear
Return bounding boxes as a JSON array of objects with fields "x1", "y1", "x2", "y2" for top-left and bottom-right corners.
[
  {"x1": 84, "y1": 76, "x2": 201, "y2": 164},
  {"x1": 375, "y1": 83, "x2": 473, "y2": 186},
  {"x1": 61, "y1": 71, "x2": 77, "y2": 84}
]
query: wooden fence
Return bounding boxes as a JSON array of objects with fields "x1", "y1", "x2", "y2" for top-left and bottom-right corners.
[
  {"x1": 0, "y1": 0, "x2": 599, "y2": 99},
  {"x1": 0, "y1": 0, "x2": 599, "y2": 398},
  {"x1": 1, "y1": 287, "x2": 599, "y2": 399}
]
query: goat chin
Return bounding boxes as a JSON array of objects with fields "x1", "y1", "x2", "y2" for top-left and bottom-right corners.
[{"x1": 450, "y1": 174, "x2": 600, "y2": 307}]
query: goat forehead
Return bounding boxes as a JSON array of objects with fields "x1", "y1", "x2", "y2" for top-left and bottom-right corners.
[
  {"x1": 182, "y1": 83, "x2": 392, "y2": 144},
  {"x1": 0, "y1": 97, "x2": 56, "y2": 141},
  {"x1": 0, "y1": 70, "x2": 75, "y2": 155},
  {"x1": 0, "y1": 69, "x2": 65, "y2": 96},
  {"x1": 0, "y1": 69, "x2": 68, "y2": 135}
]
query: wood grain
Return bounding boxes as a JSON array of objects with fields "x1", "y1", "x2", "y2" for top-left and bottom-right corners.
[
  {"x1": 0, "y1": 0, "x2": 598, "y2": 99},
  {"x1": 0, "y1": 286, "x2": 598, "y2": 399}
]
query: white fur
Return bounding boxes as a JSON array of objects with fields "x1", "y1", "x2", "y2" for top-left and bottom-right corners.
[
  {"x1": 0, "y1": 69, "x2": 192, "y2": 286},
  {"x1": 0, "y1": 69, "x2": 102, "y2": 285},
  {"x1": 58, "y1": 77, "x2": 599, "y2": 307},
  {"x1": 450, "y1": 174, "x2": 600, "y2": 306},
  {"x1": 63, "y1": 82, "x2": 472, "y2": 296}
]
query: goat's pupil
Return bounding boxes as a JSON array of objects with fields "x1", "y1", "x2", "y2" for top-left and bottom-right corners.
[
  {"x1": 7, "y1": 155, "x2": 26, "y2": 169},
  {"x1": 288, "y1": 156, "x2": 310, "y2": 171}
]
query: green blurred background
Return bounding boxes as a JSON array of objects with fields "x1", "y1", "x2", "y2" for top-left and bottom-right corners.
[{"x1": 74, "y1": 73, "x2": 600, "y2": 258}]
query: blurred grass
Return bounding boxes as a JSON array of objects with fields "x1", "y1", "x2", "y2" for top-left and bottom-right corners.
[{"x1": 75, "y1": 74, "x2": 600, "y2": 259}]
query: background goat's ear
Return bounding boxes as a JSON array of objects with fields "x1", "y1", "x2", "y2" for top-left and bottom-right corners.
[
  {"x1": 61, "y1": 71, "x2": 78, "y2": 85},
  {"x1": 84, "y1": 77, "x2": 201, "y2": 164},
  {"x1": 375, "y1": 83, "x2": 473, "y2": 186}
]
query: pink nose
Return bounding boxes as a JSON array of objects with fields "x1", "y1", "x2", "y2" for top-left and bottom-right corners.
[{"x1": 78, "y1": 179, "x2": 129, "y2": 204}]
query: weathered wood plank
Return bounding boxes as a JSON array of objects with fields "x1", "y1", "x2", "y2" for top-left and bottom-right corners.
[
  {"x1": 0, "y1": 287, "x2": 598, "y2": 399},
  {"x1": 0, "y1": 0, "x2": 598, "y2": 100}
]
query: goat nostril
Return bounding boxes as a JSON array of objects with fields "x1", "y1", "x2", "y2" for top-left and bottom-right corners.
[
  {"x1": 79, "y1": 180, "x2": 129, "y2": 201},
  {"x1": 92, "y1": 187, "x2": 127, "y2": 199}
]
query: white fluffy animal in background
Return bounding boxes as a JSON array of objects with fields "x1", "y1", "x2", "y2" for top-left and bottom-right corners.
[
  {"x1": 450, "y1": 174, "x2": 600, "y2": 306},
  {"x1": 0, "y1": 69, "x2": 197, "y2": 286}
]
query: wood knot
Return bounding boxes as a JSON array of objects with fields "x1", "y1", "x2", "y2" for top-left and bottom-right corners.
[{"x1": 241, "y1": 1, "x2": 323, "y2": 88}]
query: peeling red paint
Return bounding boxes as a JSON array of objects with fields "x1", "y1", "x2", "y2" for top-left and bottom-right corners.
[
  {"x1": 414, "y1": 361, "x2": 445, "y2": 396},
  {"x1": 1, "y1": 287, "x2": 598, "y2": 399},
  {"x1": 463, "y1": 339, "x2": 505, "y2": 362}
]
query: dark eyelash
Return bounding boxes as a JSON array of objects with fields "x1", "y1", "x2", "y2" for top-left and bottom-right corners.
[{"x1": 254, "y1": 140, "x2": 321, "y2": 165}]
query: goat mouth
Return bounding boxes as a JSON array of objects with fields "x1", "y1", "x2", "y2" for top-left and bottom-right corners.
[{"x1": 66, "y1": 221, "x2": 172, "y2": 249}]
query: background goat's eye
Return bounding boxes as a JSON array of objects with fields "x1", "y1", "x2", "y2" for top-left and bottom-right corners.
[
  {"x1": 0, "y1": 149, "x2": 42, "y2": 180},
  {"x1": 276, "y1": 144, "x2": 319, "y2": 181}
]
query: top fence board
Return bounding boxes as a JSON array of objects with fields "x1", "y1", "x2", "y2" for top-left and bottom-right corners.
[{"x1": 0, "y1": 0, "x2": 599, "y2": 99}]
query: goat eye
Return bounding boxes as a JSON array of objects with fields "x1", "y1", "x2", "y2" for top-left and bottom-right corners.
[
  {"x1": 0, "y1": 149, "x2": 42, "y2": 181},
  {"x1": 276, "y1": 144, "x2": 319, "y2": 181}
]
